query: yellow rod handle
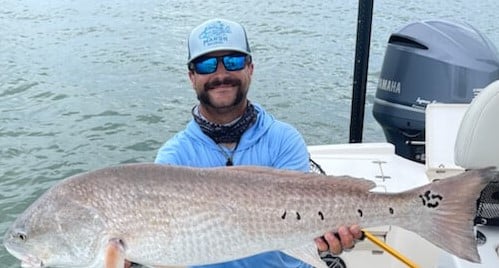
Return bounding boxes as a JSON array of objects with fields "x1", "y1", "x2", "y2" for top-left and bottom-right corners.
[{"x1": 362, "y1": 230, "x2": 420, "y2": 268}]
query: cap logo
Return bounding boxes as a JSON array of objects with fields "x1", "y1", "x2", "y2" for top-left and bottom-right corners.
[{"x1": 199, "y1": 21, "x2": 231, "y2": 47}]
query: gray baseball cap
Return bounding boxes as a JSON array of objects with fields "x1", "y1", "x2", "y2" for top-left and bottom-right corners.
[{"x1": 187, "y1": 18, "x2": 251, "y2": 64}]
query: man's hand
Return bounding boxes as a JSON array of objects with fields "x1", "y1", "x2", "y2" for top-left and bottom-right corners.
[{"x1": 314, "y1": 225, "x2": 363, "y2": 255}]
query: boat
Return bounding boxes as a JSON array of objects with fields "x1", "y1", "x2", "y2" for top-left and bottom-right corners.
[{"x1": 307, "y1": 2, "x2": 499, "y2": 267}]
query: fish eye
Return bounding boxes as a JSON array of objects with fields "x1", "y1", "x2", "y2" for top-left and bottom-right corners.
[{"x1": 15, "y1": 232, "x2": 27, "y2": 241}]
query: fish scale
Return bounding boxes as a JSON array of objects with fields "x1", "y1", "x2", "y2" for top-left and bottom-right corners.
[{"x1": 3, "y1": 163, "x2": 497, "y2": 267}]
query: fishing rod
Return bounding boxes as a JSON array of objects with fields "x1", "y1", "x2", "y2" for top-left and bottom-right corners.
[{"x1": 362, "y1": 230, "x2": 420, "y2": 268}]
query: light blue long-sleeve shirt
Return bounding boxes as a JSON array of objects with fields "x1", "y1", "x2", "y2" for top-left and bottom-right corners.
[{"x1": 155, "y1": 103, "x2": 312, "y2": 268}]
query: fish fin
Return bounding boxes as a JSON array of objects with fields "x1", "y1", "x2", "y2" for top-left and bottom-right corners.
[
  {"x1": 105, "y1": 238, "x2": 126, "y2": 268},
  {"x1": 402, "y1": 168, "x2": 498, "y2": 263},
  {"x1": 282, "y1": 242, "x2": 328, "y2": 268}
]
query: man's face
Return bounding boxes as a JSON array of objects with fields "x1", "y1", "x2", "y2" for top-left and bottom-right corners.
[{"x1": 189, "y1": 51, "x2": 253, "y2": 110}]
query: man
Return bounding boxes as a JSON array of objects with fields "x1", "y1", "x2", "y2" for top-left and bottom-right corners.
[{"x1": 153, "y1": 18, "x2": 362, "y2": 268}]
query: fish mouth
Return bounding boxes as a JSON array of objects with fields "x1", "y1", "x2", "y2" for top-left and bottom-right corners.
[{"x1": 4, "y1": 245, "x2": 44, "y2": 268}]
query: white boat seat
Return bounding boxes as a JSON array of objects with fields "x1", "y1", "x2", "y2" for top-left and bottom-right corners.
[{"x1": 454, "y1": 80, "x2": 499, "y2": 169}]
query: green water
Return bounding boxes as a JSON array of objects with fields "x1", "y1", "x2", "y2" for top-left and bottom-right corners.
[{"x1": 1, "y1": 0, "x2": 498, "y2": 266}]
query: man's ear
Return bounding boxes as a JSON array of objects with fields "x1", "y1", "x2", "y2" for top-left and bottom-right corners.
[
  {"x1": 188, "y1": 70, "x2": 196, "y2": 87},
  {"x1": 247, "y1": 62, "x2": 254, "y2": 75}
]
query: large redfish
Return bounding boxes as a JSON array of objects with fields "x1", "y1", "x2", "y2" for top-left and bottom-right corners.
[{"x1": 3, "y1": 164, "x2": 496, "y2": 267}]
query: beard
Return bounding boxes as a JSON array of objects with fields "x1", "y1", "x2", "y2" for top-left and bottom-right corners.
[{"x1": 197, "y1": 77, "x2": 247, "y2": 109}]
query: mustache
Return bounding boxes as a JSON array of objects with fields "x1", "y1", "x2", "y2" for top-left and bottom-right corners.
[{"x1": 204, "y1": 77, "x2": 241, "y2": 91}]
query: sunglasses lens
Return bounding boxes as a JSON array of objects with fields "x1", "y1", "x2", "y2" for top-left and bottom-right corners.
[
  {"x1": 223, "y1": 55, "x2": 246, "y2": 71},
  {"x1": 194, "y1": 58, "x2": 218, "y2": 74},
  {"x1": 193, "y1": 54, "x2": 247, "y2": 74}
]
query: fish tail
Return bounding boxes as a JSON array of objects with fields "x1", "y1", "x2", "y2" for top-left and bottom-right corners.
[{"x1": 403, "y1": 167, "x2": 498, "y2": 263}]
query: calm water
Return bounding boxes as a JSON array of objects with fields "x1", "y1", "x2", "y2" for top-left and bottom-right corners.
[{"x1": 1, "y1": 0, "x2": 498, "y2": 266}]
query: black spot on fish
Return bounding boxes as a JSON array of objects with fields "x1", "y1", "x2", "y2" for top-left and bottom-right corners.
[
  {"x1": 428, "y1": 202, "x2": 440, "y2": 208},
  {"x1": 281, "y1": 211, "x2": 287, "y2": 220},
  {"x1": 419, "y1": 194, "x2": 426, "y2": 206},
  {"x1": 389, "y1": 207, "x2": 394, "y2": 214},
  {"x1": 424, "y1": 190, "x2": 431, "y2": 199},
  {"x1": 357, "y1": 209, "x2": 363, "y2": 217},
  {"x1": 296, "y1": 212, "x2": 301, "y2": 220},
  {"x1": 431, "y1": 194, "x2": 443, "y2": 200},
  {"x1": 419, "y1": 190, "x2": 444, "y2": 209},
  {"x1": 318, "y1": 211, "x2": 325, "y2": 221}
]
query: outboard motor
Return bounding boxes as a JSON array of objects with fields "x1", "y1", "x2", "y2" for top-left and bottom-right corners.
[{"x1": 373, "y1": 20, "x2": 499, "y2": 163}]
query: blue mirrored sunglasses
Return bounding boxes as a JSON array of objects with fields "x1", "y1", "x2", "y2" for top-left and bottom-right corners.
[{"x1": 190, "y1": 54, "x2": 249, "y2": 75}]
